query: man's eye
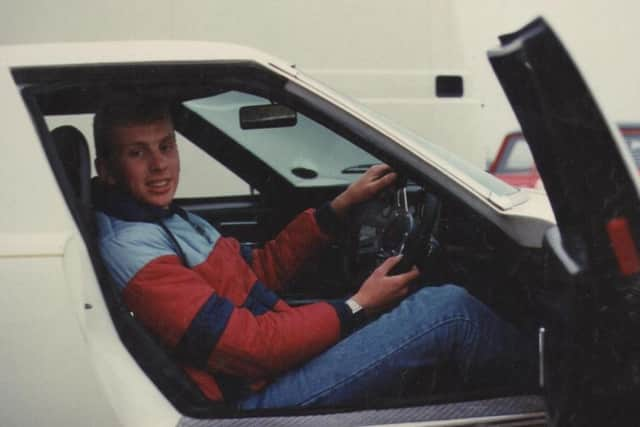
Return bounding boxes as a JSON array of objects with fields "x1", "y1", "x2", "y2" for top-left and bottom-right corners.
[
  {"x1": 127, "y1": 149, "x2": 144, "y2": 158},
  {"x1": 160, "y1": 142, "x2": 175, "y2": 153}
]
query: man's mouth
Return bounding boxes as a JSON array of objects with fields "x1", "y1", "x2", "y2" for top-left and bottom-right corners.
[{"x1": 147, "y1": 179, "x2": 171, "y2": 191}]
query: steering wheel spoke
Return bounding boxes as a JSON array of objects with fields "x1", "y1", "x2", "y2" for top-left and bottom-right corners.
[{"x1": 348, "y1": 185, "x2": 441, "y2": 278}]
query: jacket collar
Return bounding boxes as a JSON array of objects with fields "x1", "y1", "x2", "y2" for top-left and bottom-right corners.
[{"x1": 91, "y1": 178, "x2": 185, "y2": 222}]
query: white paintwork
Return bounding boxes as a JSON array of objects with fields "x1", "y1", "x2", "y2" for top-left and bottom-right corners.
[
  {"x1": 63, "y1": 235, "x2": 180, "y2": 427},
  {"x1": 0, "y1": 44, "x2": 181, "y2": 426},
  {"x1": 0, "y1": 41, "x2": 291, "y2": 70},
  {"x1": 0, "y1": 232, "x2": 69, "y2": 257},
  {"x1": 0, "y1": 40, "x2": 555, "y2": 426}
]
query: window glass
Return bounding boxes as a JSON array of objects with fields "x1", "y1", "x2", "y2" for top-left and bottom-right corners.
[
  {"x1": 44, "y1": 114, "x2": 250, "y2": 198},
  {"x1": 624, "y1": 134, "x2": 640, "y2": 167},
  {"x1": 295, "y1": 71, "x2": 519, "y2": 196},
  {"x1": 495, "y1": 130, "x2": 640, "y2": 174},
  {"x1": 184, "y1": 91, "x2": 380, "y2": 187},
  {"x1": 497, "y1": 136, "x2": 534, "y2": 173}
]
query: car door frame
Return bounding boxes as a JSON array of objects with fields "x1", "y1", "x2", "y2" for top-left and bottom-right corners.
[{"x1": 14, "y1": 57, "x2": 548, "y2": 425}]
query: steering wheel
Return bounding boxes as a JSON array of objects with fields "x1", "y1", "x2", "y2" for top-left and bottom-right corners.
[{"x1": 347, "y1": 184, "x2": 441, "y2": 281}]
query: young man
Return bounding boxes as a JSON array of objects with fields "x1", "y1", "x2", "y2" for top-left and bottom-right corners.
[{"x1": 92, "y1": 95, "x2": 534, "y2": 409}]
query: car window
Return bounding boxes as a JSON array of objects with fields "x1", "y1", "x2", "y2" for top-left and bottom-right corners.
[
  {"x1": 44, "y1": 114, "x2": 251, "y2": 198},
  {"x1": 496, "y1": 135, "x2": 534, "y2": 173},
  {"x1": 494, "y1": 130, "x2": 640, "y2": 175},
  {"x1": 295, "y1": 71, "x2": 519, "y2": 197},
  {"x1": 183, "y1": 91, "x2": 380, "y2": 187},
  {"x1": 624, "y1": 133, "x2": 640, "y2": 167}
]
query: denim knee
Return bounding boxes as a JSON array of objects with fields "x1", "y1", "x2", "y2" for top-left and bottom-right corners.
[
  {"x1": 415, "y1": 284, "x2": 471, "y2": 305},
  {"x1": 406, "y1": 284, "x2": 484, "y2": 323},
  {"x1": 435, "y1": 284, "x2": 470, "y2": 299},
  {"x1": 438, "y1": 283, "x2": 474, "y2": 305},
  {"x1": 403, "y1": 284, "x2": 469, "y2": 318},
  {"x1": 438, "y1": 284, "x2": 487, "y2": 316}
]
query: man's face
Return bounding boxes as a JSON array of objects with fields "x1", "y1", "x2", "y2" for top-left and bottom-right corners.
[{"x1": 101, "y1": 117, "x2": 180, "y2": 209}]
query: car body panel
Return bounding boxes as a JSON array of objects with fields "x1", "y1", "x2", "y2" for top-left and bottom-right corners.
[
  {"x1": 1, "y1": 47, "x2": 181, "y2": 427},
  {"x1": 62, "y1": 235, "x2": 181, "y2": 427},
  {"x1": 0, "y1": 64, "x2": 70, "y2": 236},
  {"x1": 0, "y1": 41, "x2": 291, "y2": 71}
]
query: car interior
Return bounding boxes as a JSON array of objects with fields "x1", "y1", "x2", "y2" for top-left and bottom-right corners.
[{"x1": 14, "y1": 61, "x2": 545, "y2": 418}]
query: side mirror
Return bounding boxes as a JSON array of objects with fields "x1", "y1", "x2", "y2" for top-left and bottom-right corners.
[{"x1": 239, "y1": 104, "x2": 297, "y2": 130}]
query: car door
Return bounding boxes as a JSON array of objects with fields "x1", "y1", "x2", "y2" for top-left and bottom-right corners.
[{"x1": 489, "y1": 17, "x2": 640, "y2": 426}]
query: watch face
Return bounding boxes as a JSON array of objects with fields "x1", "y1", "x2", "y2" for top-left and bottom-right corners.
[{"x1": 346, "y1": 299, "x2": 363, "y2": 314}]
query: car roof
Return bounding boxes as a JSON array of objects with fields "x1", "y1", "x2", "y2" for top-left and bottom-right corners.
[{"x1": 0, "y1": 41, "x2": 293, "y2": 70}]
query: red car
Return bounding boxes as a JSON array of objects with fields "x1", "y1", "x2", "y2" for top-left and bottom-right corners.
[{"x1": 489, "y1": 125, "x2": 640, "y2": 188}]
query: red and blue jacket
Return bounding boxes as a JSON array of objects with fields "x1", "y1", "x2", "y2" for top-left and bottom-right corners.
[{"x1": 93, "y1": 183, "x2": 354, "y2": 403}]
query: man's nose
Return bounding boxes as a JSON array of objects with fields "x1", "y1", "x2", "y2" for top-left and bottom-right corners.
[{"x1": 149, "y1": 149, "x2": 168, "y2": 171}]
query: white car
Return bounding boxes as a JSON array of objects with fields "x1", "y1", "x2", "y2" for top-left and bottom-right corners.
[{"x1": 2, "y1": 17, "x2": 638, "y2": 427}]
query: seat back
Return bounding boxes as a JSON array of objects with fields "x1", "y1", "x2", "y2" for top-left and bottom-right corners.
[{"x1": 51, "y1": 125, "x2": 91, "y2": 205}]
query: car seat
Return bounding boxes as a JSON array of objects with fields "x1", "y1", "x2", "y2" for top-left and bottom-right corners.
[{"x1": 51, "y1": 125, "x2": 92, "y2": 222}]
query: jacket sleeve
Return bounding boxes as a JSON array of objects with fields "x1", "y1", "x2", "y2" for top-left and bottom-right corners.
[
  {"x1": 248, "y1": 205, "x2": 342, "y2": 290},
  {"x1": 123, "y1": 253, "x2": 345, "y2": 380}
]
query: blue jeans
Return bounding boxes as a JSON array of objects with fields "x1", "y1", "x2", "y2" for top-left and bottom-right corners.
[{"x1": 237, "y1": 284, "x2": 535, "y2": 409}]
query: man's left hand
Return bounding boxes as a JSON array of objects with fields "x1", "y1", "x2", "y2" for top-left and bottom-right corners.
[{"x1": 330, "y1": 164, "x2": 397, "y2": 218}]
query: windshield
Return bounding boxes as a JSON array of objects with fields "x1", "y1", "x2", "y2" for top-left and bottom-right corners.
[
  {"x1": 184, "y1": 91, "x2": 380, "y2": 188},
  {"x1": 295, "y1": 71, "x2": 519, "y2": 198}
]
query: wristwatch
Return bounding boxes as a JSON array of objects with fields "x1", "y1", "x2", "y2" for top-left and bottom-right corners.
[
  {"x1": 345, "y1": 298, "x2": 364, "y2": 315},
  {"x1": 343, "y1": 297, "x2": 367, "y2": 333}
]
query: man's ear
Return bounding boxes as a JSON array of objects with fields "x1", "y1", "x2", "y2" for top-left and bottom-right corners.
[{"x1": 95, "y1": 158, "x2": 116, "y2": 185}]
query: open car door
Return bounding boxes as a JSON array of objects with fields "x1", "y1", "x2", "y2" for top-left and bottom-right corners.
[{"x1": 489, "y1": 17, "x2": 640, "y2": 427}]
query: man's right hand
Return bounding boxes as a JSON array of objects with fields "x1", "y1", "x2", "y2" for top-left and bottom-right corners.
[{"x1": 351, "y1": 255, "x2": 420, "y2": 314}]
